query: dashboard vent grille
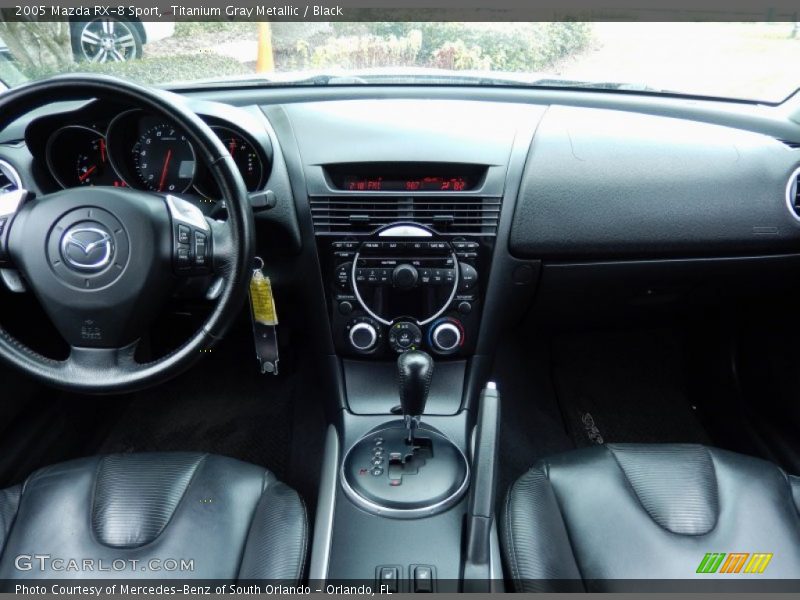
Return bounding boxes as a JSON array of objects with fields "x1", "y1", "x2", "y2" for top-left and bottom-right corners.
[
  {"x1": 310, "y1": 196, "x2": 501, "y2": 235},
  {"x1": 0, "y1": 160, "x2": 21, "y2": 195},
  {"x1": 779, "y1": 139, "x2": 800, "y2": 150}
]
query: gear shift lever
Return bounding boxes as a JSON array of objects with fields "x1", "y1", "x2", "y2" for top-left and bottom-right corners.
[{"x1": 397, "y1": 349, "x2": 434, "y2": 443}]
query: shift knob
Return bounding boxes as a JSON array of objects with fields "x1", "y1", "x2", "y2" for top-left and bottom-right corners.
[{"x1": 397, "y1": 349, "x2": 434, "y2": 419}]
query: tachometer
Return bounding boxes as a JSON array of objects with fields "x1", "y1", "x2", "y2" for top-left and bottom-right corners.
[
  {"x1": 46, "y1": 126, "x2": 121, "y2": 188},
  {"x1": 132, "y1": 123, "x2": 195, "y2": 193}
]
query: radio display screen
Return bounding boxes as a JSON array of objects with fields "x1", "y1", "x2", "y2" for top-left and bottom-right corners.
[
  {"x1": 326, "y1": 162, "x2": 485, "y2": 192},
  {"x1": 342, "y1": 176, "x2": 469, "y2": 192}
]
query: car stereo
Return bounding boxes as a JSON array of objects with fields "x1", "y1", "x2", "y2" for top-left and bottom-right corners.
[{"x1": 321, "y1": 224, "x2": 490, "y2": 358}]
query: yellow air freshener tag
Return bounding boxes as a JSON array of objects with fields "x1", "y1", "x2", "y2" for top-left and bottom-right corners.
[
  {"x1": 249, "y1": 258, "x2": 280, "y2": 375},
  {"x1": 249, "y1": 270, "x2": 278, "y2": 326}
]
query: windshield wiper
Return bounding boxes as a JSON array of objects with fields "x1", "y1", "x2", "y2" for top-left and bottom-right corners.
[
  {"x1": 530, "y1": 77, "x2": 662, "y2": 92},
  {"x1": 167, "y1": 70, "x2": 663, "y2": 93}
]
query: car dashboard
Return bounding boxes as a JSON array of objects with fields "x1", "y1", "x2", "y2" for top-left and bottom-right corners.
[
  {"x1": 2, "y1": 81, "x2": 800, "y2": 586},
  {"x1": 2, "y1": 86, "x2": 800, "y2": 365}
]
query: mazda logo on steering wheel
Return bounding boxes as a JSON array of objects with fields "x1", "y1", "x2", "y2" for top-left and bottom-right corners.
[{"x1": 60, "y1": 224, "x2": 115, "y2": 272}]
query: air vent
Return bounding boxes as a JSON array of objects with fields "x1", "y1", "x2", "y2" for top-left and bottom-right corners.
[
  {"x1": 787, "y1": 168, "x2": 800, "y2": 220},
  {"x1": 310, "y1": 195, "x2": 501, "y2": 235},
  {"x1": 0, "y1": 160, "x2": 21, "y2": 194},
  {"x1": 779, "y1": 139, "x2": 800, "y2": 150}
]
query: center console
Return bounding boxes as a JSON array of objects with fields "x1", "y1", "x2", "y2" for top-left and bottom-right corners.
[
  {"x1": 262, "y1": 95, "x2": 547, "y2": 592},
  {"x1": 306, "y1": 161, "x2": 505, "y2": 590}
]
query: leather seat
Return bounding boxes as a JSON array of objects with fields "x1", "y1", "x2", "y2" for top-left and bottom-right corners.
[
  {"x1": 0, "y1": 453, "x2": 307, "y2": 581},
  {"x1": 502, "y1": 444, "x2": 800, "y2": 591}
]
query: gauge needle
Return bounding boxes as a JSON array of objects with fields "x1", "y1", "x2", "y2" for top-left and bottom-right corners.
[
  {"x1": 158, "y1": 149, "x2": 173, "y2": 192},
  {"x1": 79, "y1": 165, "x2": 97, "y2": 182},
  {"x1": 99, "y1": 139, "x2": 107, "y2": 163},
  {"x1": 229, "y1": 139, "x2": 237, "y2": 156}
]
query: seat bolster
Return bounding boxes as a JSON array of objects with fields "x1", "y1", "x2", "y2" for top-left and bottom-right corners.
[
  {"x1": 501, "y1": 464, "x2": 583, "y2": 592},
  {"x1": 789, "y1": 475, "x2": 800, "y2": 514},
  {"x1": 238, "y1": 473, "x2": 308, "y2": 581},
  {"x1": 0, "y1": 484, "x2": 21, "y2": 554}
]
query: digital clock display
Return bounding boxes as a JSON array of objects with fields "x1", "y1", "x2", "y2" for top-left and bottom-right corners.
[
  {"x1": 327, "y1": 162, "x2": 485, "y2": 193},
  {"x1": 343, "y1": 176, "x2": 469, "y2": 192}
]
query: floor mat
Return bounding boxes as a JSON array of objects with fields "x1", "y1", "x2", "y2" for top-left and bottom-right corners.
[
  {"x1": 98, "y1": 322, "x2": 326, "y2": 512},
  {"x1": 552, "y1": 329, "x2": 711, "y2": 448},
  {"x1": 492, "y1": 336, "x2": 574, "y2": 499}
]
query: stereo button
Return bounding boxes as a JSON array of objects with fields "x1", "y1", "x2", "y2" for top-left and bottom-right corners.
[{"x1": 458, "y1": 262, "x2": 478, "y2": 291}]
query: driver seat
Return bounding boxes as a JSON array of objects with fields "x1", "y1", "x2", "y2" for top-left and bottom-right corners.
[{"x1": 0, "y1": 453, "x2": 307, "y2": 580}]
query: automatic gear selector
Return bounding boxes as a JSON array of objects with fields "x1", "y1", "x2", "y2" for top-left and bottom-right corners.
[{"x1": 341, "y1": 350, "x2": 469, "y2": 518}]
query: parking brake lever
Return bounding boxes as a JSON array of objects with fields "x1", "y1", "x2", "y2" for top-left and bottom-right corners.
[{"x1": 463, "y1": 382, "x2": 501, "y2": 591}]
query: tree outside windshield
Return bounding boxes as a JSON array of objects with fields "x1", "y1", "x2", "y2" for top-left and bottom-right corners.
[{"x1": 1, "y1": 21, "x2": 799, "y2": 102}]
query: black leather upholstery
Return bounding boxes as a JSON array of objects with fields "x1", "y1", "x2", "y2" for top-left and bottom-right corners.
[
  {"x1": 0, "y1": 453, "x2": 306, "y2": 581},
  {"x1": 502, "y1": 444, "x2": 800, "y2": 591}
]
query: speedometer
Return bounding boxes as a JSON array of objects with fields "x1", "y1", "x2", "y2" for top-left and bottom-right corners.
[{"x1": 132, "y1": 124, "x2": 195, "y2": 193}]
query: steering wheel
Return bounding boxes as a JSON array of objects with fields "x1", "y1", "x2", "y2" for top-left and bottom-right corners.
[{"x1": 0, "y1": 75, "x2": 254, "y2": 393}]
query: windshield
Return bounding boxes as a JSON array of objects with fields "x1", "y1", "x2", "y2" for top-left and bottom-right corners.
[{"x1": 0, "y1": 21, "x2": 799, "y2": 103}]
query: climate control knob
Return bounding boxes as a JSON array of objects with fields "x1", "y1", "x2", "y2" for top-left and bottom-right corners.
[
  {"x1": 349, "y1": 320, "x2": 379, "y2": 352},
  {"x1": 430, "y1": 318, "x2": 463, "y2": 354}
]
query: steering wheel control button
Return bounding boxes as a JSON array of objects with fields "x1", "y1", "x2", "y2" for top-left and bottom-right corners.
[
  {"x1": 166, "y1": 195, "x2": 213, "y2": 275},
  {"x1": 176, "y1": 247, "x2": 191, "y2": 269},
  {"x1": 388, "y1": 321, "x2": 423, "y2": 353},
  {"x1": 193, "y1": 232, "x2": 207, "y2": 267},
  {"x1": 177, "y1": 225, "x2": 190, "y2": 245},
  {"x1": 47, "y1": 208, "x2": 129, "y2": 290}
]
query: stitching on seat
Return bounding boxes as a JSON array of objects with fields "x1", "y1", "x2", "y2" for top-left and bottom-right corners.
[
  {"x1": 89, "y1": 453, "x2": 209, "y2": 549},
  {"x1": 235, "y1": 467, "x2": 272, "y2": 579},
  {"x1": 542, "y1": 460, "x2": 586, "y2": 590},
  {"x1": 779, "y1": 469, "x2": 800, "y2": 519},
  {"x1": 503, "y1": 474, "x2": 522, "y2": 587},
  {"x1": 702, "y1": 447, "x2": 721, "y2": 534},
  {"x1": 87, "y1": 456, "x2": 104, "y2": 547},
  {"x1": 0, "y1": 480, "x2": 27, "y2": 565},
  {"x1": 606, "y1": 445, "x2": 718, "y2": 537},
  {"x1": 296, "y1": 494, "x2": 309, "y2": 582},
  {"x1": 150, "y1": 453, "x2": 208, "y2": 546},
  {"x1": 606, "y1": 445, "x2": 680, "y2": 536}
]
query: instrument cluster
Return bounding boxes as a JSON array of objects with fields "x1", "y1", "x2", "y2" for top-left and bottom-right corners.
[{"x1": 43, "y1": 109, "x2": 268, "y2": 197}]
